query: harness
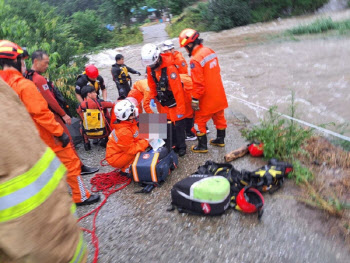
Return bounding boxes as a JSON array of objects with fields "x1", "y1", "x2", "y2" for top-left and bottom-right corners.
[
  {"x1": 117, "y1": 65, "x2": 131, "y2": 84},
  {"x1": 78, "y1": 73, "x2": 100, "y2": 92},
  {"x1": 151, "y1": 68, "x2": 176, "y2": 108}
]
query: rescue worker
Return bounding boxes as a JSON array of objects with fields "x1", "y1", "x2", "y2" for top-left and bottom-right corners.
[
  {"x1": 161, "y1": 39, "x2": 188, "y2": 74},
  {"x1": 0, "y1": 40, "x2": 100, "y2": 206},
  {"x1": 0, "y1": 77, "x2": 87, "y2": 263},
  {"x1": 128, "y1": 78, "x2": 153, "y2": 114},
  {"x1": 28, "y1": 50, "x2": 99, "y2": 175},
  {"x1": 106, "y1": 100, "x2": 149, "y2": 174},
  {"x1": 161, "y1": 40, "x2": 197, "y2": 141},
  {"x1": 141, "y1": 43, "x2": 189, "y2": 157},
  {"x1": 111, "y1": 53, "x2": 141, "y2": 98},
  {"x1": 76, "y1": 64, "x2": 107, "y2": 103},
  {"x1": 77, "y1": 85, "x2": 114, "y2": 150},
  {"x1": 179, "y1": 28, "x2": 228, "y2": 153}
]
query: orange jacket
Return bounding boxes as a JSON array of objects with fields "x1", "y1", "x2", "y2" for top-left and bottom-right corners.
[
  {"x1": 190, "y1": 44, "x2": 228, "y2": 115},
  {"x1": 129, "y1": 79, "x2": 153, "y2": 114},
  {"x1": 180, "y1": 74, "x2": 194, "y2": 118},
  {"x1": 146, "y1": 53, "x2": 186, "y2": 120},
  {"x1": 0, "y1": 69, "x2": 65, "y2": 151},
  {"x1": 106, "y1": 120, "x2": 149, "y2": 170},
  {"x1": 173, "y1": 50, "x2": 188, "y2": 74}
]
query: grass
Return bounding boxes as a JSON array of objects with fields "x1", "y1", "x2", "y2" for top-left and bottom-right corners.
[{"x1": 286, "y1": 17, "x2": 350, "y2": 36}]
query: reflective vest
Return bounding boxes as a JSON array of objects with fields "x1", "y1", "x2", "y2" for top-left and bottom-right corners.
[{"x1": 0, "y1": 147, "x2": 66, "y2": 222}]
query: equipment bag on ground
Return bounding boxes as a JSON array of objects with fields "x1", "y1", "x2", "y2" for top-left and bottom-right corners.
[
  {"x1": 81, "y1": 101, "x2": 106, "y2": 136},
  {"x1": 170, "y1": 174, "x2": 231, "y2": 215},
  {"x1": 132, "y1": 146, "x2": 178, "y2": 185}
]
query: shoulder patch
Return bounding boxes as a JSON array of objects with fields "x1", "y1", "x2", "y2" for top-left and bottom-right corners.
[
  {"x1": 181, "y1": 61, "x2": 186, "y2": 67},
  {"x1": 170, "y1": 72, "x2": 177, "y2": 80},
  {"x1": 76, "y1": 85, "x2": 81, "y2": 91},
  {"x1": 42, "y1": 84, "x2": 49, "y2": 91},
  {"x1": 190, "y1": 63, "x2": 195, "y2": 69}
]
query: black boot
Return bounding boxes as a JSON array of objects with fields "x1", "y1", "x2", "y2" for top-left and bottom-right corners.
[
  {"x1": 210, "y1": 129, "x2": 225, "y2": 147},
  {"x1": 76, "y1": 194, "x2": 100, "y2": 206},
  {"x1": 191, "y1": 133, "x2": 208, "y2": 153},
  {"x1": 175, "y1": 119, "x2": 187, "y2": 157},
  {"x1": 81, "y1": 165, "x2": 99, "y2": 175},
  {"x1": 84, "y1": 141, "x2": 91, "y2": 151}
]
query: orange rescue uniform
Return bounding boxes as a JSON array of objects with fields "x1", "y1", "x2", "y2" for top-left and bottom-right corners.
[
  {"x1": 189, "y1": 44, "x2": 228, "y2": 134},
  {"x1": 0, "y1": 69, "x2": 91, "y2": 203},
  {"x1": 173, "y1": 50, "x2": 188, "y2": 74},
  {"x1": 106, "y1": 120, "x2": 149, "y2": 172},
  {"x1": 128, "y1": 79, "x2": 153, "y2": 114}
]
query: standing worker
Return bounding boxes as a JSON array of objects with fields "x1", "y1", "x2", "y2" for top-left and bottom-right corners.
[
  {"x1": 27, "y1": 50, "x2": 99, "y2": 175},
  {"x1": 111, "y1": 53, "x2": 141, "y2": 98},
  {"x1": 141, "y1": 43, "x2": 189, "y2": 157},
  {"x1": 76, "y1": 64, "x2": 107, "y2": 103},
  {"x1": 179, "y1": 28, "x2": 228, "y2": 153},
  {"x1": 0, "y1": 40, "x2": 100, "y2": 206},
  {"x1": 0, "y1": 70, "x2": 87, "y2": 262},
  {"x1": 161, "y1": 39, "x2": 188, "y2": 74}
]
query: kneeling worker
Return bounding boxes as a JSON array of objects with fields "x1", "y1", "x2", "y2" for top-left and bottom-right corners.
[{"x1": 106, "y1": 100, "x2": 149, "y2": 174}]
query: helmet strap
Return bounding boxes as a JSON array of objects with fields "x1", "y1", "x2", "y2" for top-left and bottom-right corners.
[
  {"x1": 150, "y1": 56, "x2": 162, "y2": 70},
  {"x1": 185, "y1": 38, "x2": 203, "y2": 57}
]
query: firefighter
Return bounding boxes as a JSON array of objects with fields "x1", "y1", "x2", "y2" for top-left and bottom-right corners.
[
  {"x1": 0, "y1": 40, "x2": 100, "y2": 206},
  {"x1": 28, "y1": 49, "x2": 99, "y2": 175},
  {"x1": 0, "y1": 77, "x2": 87, "y2": 263},
  {"x1": 179, "y1": 28, "x2": 228, "y2": 153},
  {"x1": 106, "y1": 100, "x2": 149, "y2": 174},
  {"x1": 128, "y1": 78, "x2": 153, "y2": 114},
  {"x1": 111, "y1": 53, "x2": 141, "y2": 98},
  {"x1": 161, "y1": 39, "x2": 188, "y2": 74},
  {"x1": 141, "y1": 43, "x2": 189, "y2": 157},
  {"x1": 76, "y1": 64, "x2": 107, "y2": 103}
]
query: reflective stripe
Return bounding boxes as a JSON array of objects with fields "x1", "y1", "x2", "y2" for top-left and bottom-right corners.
[
  {"x1": 132, "y1": 153, "x2": 141, "y2": 182},
  {"x1": 69, "y1": 233, "x2": 87, "y2": 263},
  {"x1": 70, "y1": 203, "x2": 77, "y2": 218},
  {"x1": 0, "y1": 148, "x2": 66, "y2": 223},
  {"x1": 200, "y1": 53, "x2": 217, "y2": 67},
  {"x1": 150, "y1": 153, "x2": 159, "y2": 183},
  {"x1": 112, "y1": 130, "x2": 118, "y2": 142}
]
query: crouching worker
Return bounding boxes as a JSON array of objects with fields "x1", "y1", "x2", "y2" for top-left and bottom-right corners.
[
  {"x1": 77, "y1": 85, "x2": 114, "y2": 150},
  {"x1": 106, "y1": 100, "x2": 149, "y2": 175}
]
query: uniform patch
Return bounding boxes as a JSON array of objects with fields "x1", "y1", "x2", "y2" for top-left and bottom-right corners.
[
  {"x1": 42, "y1": 84, "x2": 49, "y2": 90},
  {"x1": 190, "y1": 63, "x2": 195, "y2": 69},
  {"x1": 76, "y1": 85, "x2": 81, "y2": 91},
  {"x1": 170, "y1": 72, "x2": 177, "y2": 79},
  {"x1": 181, "y1": 61, "x2": 186, "y2": 67}
]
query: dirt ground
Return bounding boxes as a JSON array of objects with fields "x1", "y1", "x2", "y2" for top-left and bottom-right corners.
[{"x1": 79, "y1": 7, "x2": 350, "y2": 263}]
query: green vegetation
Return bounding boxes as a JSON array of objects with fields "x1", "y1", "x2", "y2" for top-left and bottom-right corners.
[
  {"x1": 286, "y1": 17, "x2": 350, "y2": 35},
  {"x1": 167, "y1": 0, "x2": 329, "y2": 33}
]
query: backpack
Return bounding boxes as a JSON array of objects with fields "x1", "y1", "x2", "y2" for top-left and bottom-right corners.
[
  {"x1": 169, "y1": 174, "x2": 231, "y2": 215},
  {"x1": 80, "y1": 101, "x2": 106, "y2": 136},
  {"x1": 25, "y1": 70, "x2": 71, "y2": 117},
  {"x1": 132, "y1": 147, "x2": 178, "y2": 192}
]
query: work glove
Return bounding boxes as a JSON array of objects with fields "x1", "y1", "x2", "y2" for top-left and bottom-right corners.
[
  {"x1": 150, "y1": 99, "x2": 156, "y2": 108},
  {"x1": 136, "y1": 71, "x2": 141, "y2": 76},
  {"x1": 191, "y1": 98, "x2": 200, "y2": 111},
  {"x1": 56, "y1": 132, "x2": 70, "y2": 148},
  {"x1": 177, "y1": 114, "x2": 184, "y2": 119}
]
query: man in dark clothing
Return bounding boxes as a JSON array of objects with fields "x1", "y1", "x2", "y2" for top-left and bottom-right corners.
[
  {"x1": 111, "y1": 54, "x2": 141, "y2": 98},
  {"x1": 76, "y1": 64, "x2": 107, "y2": 103}
]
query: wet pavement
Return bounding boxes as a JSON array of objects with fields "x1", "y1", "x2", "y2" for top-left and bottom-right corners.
[{"x1": 78, "y1": 7, "x2": 350, "y2": 262}]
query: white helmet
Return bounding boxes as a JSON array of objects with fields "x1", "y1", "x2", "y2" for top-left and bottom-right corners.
[
  {"x1": 141, "y1": 43, "x2": 161, "y2": 67},
  {"x1": 161, "y1": 40, "x2": 175, "y2": 52},
  {"x1": 114, "y1": 100, "x2": 139, "y2": 121}
]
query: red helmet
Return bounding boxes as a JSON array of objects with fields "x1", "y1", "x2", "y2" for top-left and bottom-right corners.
[
  {"x1": 0, "y1": 40, "x2": 24, "y2": 59},
  {"x1": 179, "y1": 28, "x2": 199, "y2": 47},
  {"x1": 85, "y1": 64, "x2": 99, "y2": 79},
  {"x1": 248, "y1": 142, "x2": 264, "y2": 157},
  {"x1": 235, "y1": 187, "x2": 264, "y2": 215}
]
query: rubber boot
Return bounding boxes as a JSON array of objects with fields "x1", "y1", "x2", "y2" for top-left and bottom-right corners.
[
  {"x1": 175, "y1": 118, "x2": 186, "y2": 157},
  {"x1": 210, "y1": 129, "x2": 225, "y2": 147},
  {"x1": 191, "y1": 133, "x2": 208, "y2": 153}
]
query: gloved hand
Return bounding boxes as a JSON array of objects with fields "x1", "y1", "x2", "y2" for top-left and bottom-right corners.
[
  {"x1": 136, "y1": 71, "x2": 141, "y2": 76},
  {"x1": 56, "y1": 132, "x2": 70, "y2": 148},
  {"x1": 191, "y1": 98, "x2": 200, "y2": 111},
  {"x1": 150, "y1": 99, "x2": 156, "y2": 108},
  {"x1": 177, "y1": 114, "x2": 184, "y2": 119}
]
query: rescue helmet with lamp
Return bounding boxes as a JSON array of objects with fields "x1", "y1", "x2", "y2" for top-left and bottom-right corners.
[
  {"x1": 234, "y1": 186, "x2": 264, "y2": 218},
  {"x1": 0, "y1": 40, "x2": 27, "y2": 72}
]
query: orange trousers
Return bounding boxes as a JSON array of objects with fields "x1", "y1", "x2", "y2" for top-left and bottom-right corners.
[
  {"x1": 194, "y1": 109, "x2": 227, "y2": 134},
  {"x1": 55, "y1": 145, "x2": 91, "y2": 203},
  {"x1": 107, "y1": 153, "x2": 134, "y2": 173}
]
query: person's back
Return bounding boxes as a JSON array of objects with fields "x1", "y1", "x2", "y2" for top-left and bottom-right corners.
[{"x1": 0, "y1": 77, "x2": 87, "y2": 263}]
